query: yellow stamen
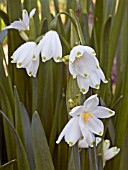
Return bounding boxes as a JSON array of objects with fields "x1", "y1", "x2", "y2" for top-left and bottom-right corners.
[{"x1": 82, "y1": 112, "x2": 94, "y2": 123}]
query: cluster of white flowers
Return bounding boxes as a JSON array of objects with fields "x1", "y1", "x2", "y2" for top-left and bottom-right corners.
[
  {"x1": 56, "y1": 95, "x2": 120, "y2": 166},
  {"x1": 5, "y1": 9, "x2": 120, "y2": 167}
]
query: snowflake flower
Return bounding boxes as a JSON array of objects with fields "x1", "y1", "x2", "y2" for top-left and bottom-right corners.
[
  {"x1": 39, "y1": 30, "x2": 62, "y2": 62},
  {"x1": 11, "y1": 42, "x2": 39, "y2": 77},
  {"x1": 69, "y1": 45, "x2": 108, "y2": 94},
  {"x1": 4, "y1": 8, "x2": 36, "y2": 31},
  {"x1": 56, "y1": 94, "x2": 115, "y2": 146},
  {"x1": 102, "y1": 139, "x2": 120, "y2": 167}
]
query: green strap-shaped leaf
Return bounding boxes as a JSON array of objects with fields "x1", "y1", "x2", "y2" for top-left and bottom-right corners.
[
  {"x1": 31, "y1": 112, "x2": 54, "y2": 170},
  {"x1": 0, "y1": 110, "x2": 30, "y2": 170},
  {"x1": 0, "y1": 160, "x2": 16, "y2": 170},
  {"x1": 0, "y1": 10, "x2": 9, "y2": 25},
  {"x1": 21, "y1": 103, "x2": 35, "y2": 170},
  {"x1": 14, "y1": 87, "x2": 25, "y2": 145},
  {"x1": 107, "y1": 0, "x2": 128, "y2": 78}
]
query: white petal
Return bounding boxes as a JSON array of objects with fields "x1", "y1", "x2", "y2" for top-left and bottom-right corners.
[
  {"x1": 96, "y1": 137, "x2": 102, "y2": 145},
  {"x1": 103, "y1": 139, "x2": 110, "y2": 152},
  {"x1": 40, "y1": 35, "x2": 52, "y2": 62},
  {"x1": 86, "y1": 131, "x2": 95, "y2": 147},
  {"x1": 78, "y1": 138, "x2": 89, "y2": 148},
  {"x1": 69, "y1": 106, "x2": 84, "y2": 117},
  {"x1": 104, "y1": 147, "x2": 120, "y2": 161},
  {"x1": 56, "y1": 117, "x2": 81, "y2": 146},
  {"x1": 84, "y1": 94, "x2": 99, "y2": 112},
  {"x1": 51, "y1": 31, "x2": 62, "y2": 62},
  {"x1": 29, "y1": 8, "x2": 36, "y2": 17},
  {"x1": 77, "y1": 75, "x2": 90, "y2": 94},
  {"x1": 69, "y1": 63, "x2": 78, "y2": 78},
  {"x1": 26, "y1": 57, "x2": 39, "y2": 77},
  {"x1": 89, "y1": 70, "x2": 101, "y2": 89},
  {"x1": 87, "y1": 117, "x2": 104, "y2": 136},
  {"x1": 4, "y1": 21, "x2": 26, "y2": 30},
  {"x1": 82, "y1": 46, "x2": 96, "y2": 56},
  {"x1": 14, "y1": 42, "x2": 36, "y2": 68},
  {"x1": 92, "y1": 106, "x2": 115, "y2": 118},
  {"x1": 74, "y1": 51, "x2": 97, "y2": 78},
  {"x1": 79, "y1": 117, "x2": 89, "y2": 138},
  {"x1": 69, "y1": 45, "x2": 85, "y2": 63},
  {"x1": 22, "y1": 9, "x2": 29, "y2": 28},
  {"x1": 95, "y1": 67, "x2": 108, "y2": 83}
]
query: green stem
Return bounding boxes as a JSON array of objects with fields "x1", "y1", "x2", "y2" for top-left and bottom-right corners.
[{"x1": 32, "y1": 77, "x2": 38, "y2": 113}]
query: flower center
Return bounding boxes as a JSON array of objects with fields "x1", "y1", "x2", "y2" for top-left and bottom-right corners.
[{"x1": 82, "y1": 112, "x2": 94, "y2": 123}]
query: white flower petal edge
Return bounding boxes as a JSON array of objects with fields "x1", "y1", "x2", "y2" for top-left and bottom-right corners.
[
  {"x1": 92, "y1": 106, "x2": 115, "y2": 118},
  {"x1": 40, "y1": 31, "x2": 62, "y2": 62},
  {"x1": 103, "y1": 139, "x2": 120, "y2": 167},
  {"x1": 84, "y1": 94, "x2": 99, "y2": 112},
  {"x1": 56, "y1": 117, "x2": 81, "y2": 146},
  {"x1": 4, "y1": 8, "x2": 36, "y2": 31}
]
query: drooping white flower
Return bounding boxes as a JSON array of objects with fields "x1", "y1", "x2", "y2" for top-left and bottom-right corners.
[
  {"x1": 11, "y1": 42, "x2": 39, "y2": 77},
  {"x1": 69, "y1": 45, "x2": 108, "y2": 94},
  {"x1": 56, "y1": 94, "x2": 115, "y2": 146},
  {"x1": 4, "y1": 8, "x2": 36, "y2": 31},
  {"x1": 39, "y1": 30, "x2": 62, "y2": 62},
  {"x1": 78, "y1": 136, "x2": 102, "y2": 148},
  {"x1": 102, "y1": 139, "x2": 120, "y2": 167}
]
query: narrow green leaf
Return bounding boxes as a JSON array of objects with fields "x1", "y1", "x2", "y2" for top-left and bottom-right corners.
[
  {"x1": 119, "y1": 130, "x2": 128, "y2": 170},
  {"x1": 73, "y1": 144, "x2": 81, "y2": 170},
  {"x1": 21, "y1": 103, "x2": 35, "y2": 170},
  {"x1": 31, "y1": 112, "x2": 54, "y2": 170},
  {"x1": 14, "y1": 87, "x2": 25, "y2": 147},
  {"x1": 70, "y1": 9, "x2": 85, "y2": 45},
  {"x1": 0, "y1": 160, "x2": 16, "y2": 170},
  {"x1": 0, "y1": 10, "x2": 9, "y2": 25},
  {"x1": 107, "y1": 0, "x2": 127, "y2": 78},
  {"x1": 0, "y1": 110, "x2": 30, "y2": 170}
]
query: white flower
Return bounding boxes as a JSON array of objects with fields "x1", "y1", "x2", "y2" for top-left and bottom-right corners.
[
  {"x1": 102, "y1": 139, "x2": 120, "y2": 167},
  {"x1": 69, "y1": 45, "x2": 108, "y2": 94},
  {"x1": 56, "y1": 94, "x2": 115, "y2": 146},
  {"x1": 78, "y1": 136, "x2": 102, "y2": 148},
  {"x1": 39, "y1": 31, "x2": 62, "y2": 62},
  {"x1": 4, "y1": 8, "x2": 36, "y2": 31},
  {"x1": 11, "y1": 42, "x2": 39, "y2": 77}
]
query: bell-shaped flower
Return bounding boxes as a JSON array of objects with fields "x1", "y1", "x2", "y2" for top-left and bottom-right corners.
[
  {"x1": 102, "y1": 139, "x2": 120, "y2": 167},
  {"x1": 69, "y1": 45, "x2": 108, "y2": 94},
  {"x1": 4, "y1": 8, "x2": 36, "y2": 31},
  {"x1": 11, "y1": 41, "x2": 39, "y2": 77},
  {"x1": 39, "y1": 30, "x2": 62, "y2": 62},
  {"x1": 56, "y1": 94, "x2": 115, "y2": 146}
]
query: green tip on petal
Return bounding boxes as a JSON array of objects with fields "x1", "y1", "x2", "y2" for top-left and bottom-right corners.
[
  {"x1": 42, "y1": 56, "x2": 46, "y2": 61},
  {"x1": 56, "y1": 56, "x2": 61, "y2": 60},
  {"x1": 18, "y1": 62, "x2": 22, "y2": 67},
  {"x1": 69, "y1": 141, "x2": 73, "y2": 146},
  {"x1": 84, "y1": 73, "x2": 88, "y2": 77},
  {"x1": 77, "y1": 51, "x2": 81, "y2": 56},
  {"x1": 29, "y1": 71, "x2": 32, "y2": 75},
  {"x1": 95, "y1": 84, "x2": 99, "y2": 89},
  {"x1": 96, "y1": 65, "x2": 100, "y2": 69},
  {"x1": 33, "y1": 55, "x2": 36, "y2": 59},
  {"x1": 104, "y1": 78, "x2": 108, "y2": 83},
  {"x1": 98, "y1": 131, "x2": 103, "y2": 135},
  {"x1": 81, "y1": 88, "x2": 86, "y2": 93},
  {"x1": 109, "y1": 110, "x2": 113, "y2": 114},
  {"x1": 92, "y1": 51, "x2": 96, "y2": 55},
  {"x1": 91, "y1": 141, "x2": 95, "y2": 147},
  {"x1": 11, "y1": 59, "x2": 14, "y2": 63}
]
